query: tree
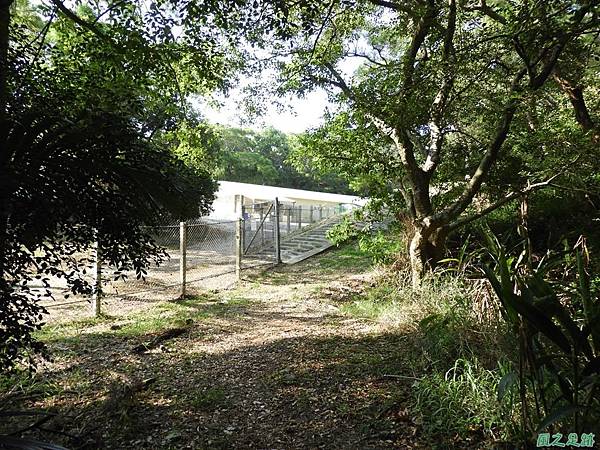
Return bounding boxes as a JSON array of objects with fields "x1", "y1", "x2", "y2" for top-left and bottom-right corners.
[
  {"x1": 0, "y1": 0, "x2": 232, "y2": 371},
  {"x1": 257, "y1": 0, "x2": 599, "y2": 284},
  {"x1": 215, "y1": 125, "x2": 352, "y2": 192}
]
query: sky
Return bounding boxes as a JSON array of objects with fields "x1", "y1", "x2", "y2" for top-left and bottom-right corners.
[
  {"x1": 197, "y1": 57, "x2": 363, "y2": 135},
  {"x1": 198, "y1": 88, "x2": 332, "y2": 135}
]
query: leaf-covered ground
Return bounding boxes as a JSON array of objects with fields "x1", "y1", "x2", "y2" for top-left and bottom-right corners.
[{"x1": 1, "y1": 245, "x2": 430, "y2": 449}]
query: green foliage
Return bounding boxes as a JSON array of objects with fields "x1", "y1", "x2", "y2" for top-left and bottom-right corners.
[
  {"x1": 341, "y1": 268, "x2": 520, "y2": 443},
  {"x1": 315, "y1": 242, "x2": 372, "y2": 273},
  {"x1": 327, "y1": 216, "x2": 402, "y2": 265},
  {"x1": 419, "y1": 311, "x2": 474, "y2": 370},
  {"x1": 257, "y1": 0, "x2": 600, "y2": 277},
  {"x1": 215, "y1": 126, "x2": 350, "y2": 192},
  {"x1": 339, "y1": 281, "x2": 402, "y2": 321},
  {"x1": 220, "y1": 149, "x2": 280, "y2": 185},
  {"x1": 0, "y1": 1, "x2": 231, "y2": 372},
  {"x1": 413, "y1": 358, "x2": 517, "y2": 445},
  {"x1": 189, "y1": 388, "x2": 226, "y2": 410},
  {"x1": 326, "y1": 216, "x2": 360, "y2": 245},
  {"x1": 459, "y1": 189, "x2": 600, "y2": 260},
  {"x1": 292, "y1": 111, "x2": 402, "y2": 204},
  {"x1": 162, "y1": 118, "x2": 221, "y2": 175},
  {"x1": 483, "y1": 232, "x2": 600, "y2": 439},
  {"x1": 437, "y1": 235, "x2": 485, "y2": 277},
  {"x1": 357, "y1": 231, "x2": 402, "y2": 265}
]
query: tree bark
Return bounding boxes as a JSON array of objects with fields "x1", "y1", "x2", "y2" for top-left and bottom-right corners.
[
  {"x1": 553, "y1": 73, "x2": 599, "y2": 143},
  {"x1": 409, "y1": 221, "x2": 448, "y2": 287},
  {"x1": 0, "y1": 0, "x2": 10, "y2": 133}
]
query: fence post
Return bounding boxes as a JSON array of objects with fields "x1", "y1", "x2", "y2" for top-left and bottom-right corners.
[
  {"x1": 92, "y1": 236, "x2": 102, "y2": 317},
  {"x1": 274, "y1": 198, "x2": 281, "y2": 263},
  {"x1": 309, "y1": 205, "x2": 314, "y2": 223},
  {"x1": 319, "y1": 205, "x2": 323, "y2": 221},
  {"x1": 298, "y1": 205, "x2": 302, "y2": 229},
  {"x1": 241, "y1": 205, "x2": 246, "y2": 251},
  {"x1": 259, "y1": 208, "x2": 265, "y2": 246},
  {"x1": 286, "y1": 206, "x2": 291, "y2": 233},
  {"x1": 180, "y1": 221, "x2": 187, "y2": 298},
  {"x1": 236, "y1": 218, "x2": 243, "y2": 280}
]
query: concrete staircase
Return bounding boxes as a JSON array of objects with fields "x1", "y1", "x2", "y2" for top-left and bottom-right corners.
[
  {"x1": 280, "y1": 215, "x2": 344, "y2": 264},
  {"x1": 244, "y1": 211, "x2": 389, "y2": 265},
  {"x1": 245, "y1": 215, "x2": 343, "y2": 265}
]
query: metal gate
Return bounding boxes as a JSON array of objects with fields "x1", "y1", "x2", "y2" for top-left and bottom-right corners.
[{"x1": 241, "y1": 200, "x2": 280, "y2": 265}]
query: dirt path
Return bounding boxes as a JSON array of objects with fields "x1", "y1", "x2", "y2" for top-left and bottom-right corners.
[{"x1": 1, "y1": 247, "x2": 425, "y2": 449}]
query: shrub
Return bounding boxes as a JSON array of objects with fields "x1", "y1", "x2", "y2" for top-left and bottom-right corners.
[
  {"x1": 358, "y1": 230, "x2": 403, "y2": 265},
  {"x1": 483, "y1": 232, "x2": 600, "y2": 441}
]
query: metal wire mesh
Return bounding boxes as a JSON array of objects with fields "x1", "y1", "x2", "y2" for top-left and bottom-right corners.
[
  {"x1": 40, "y1": 217, "x2": 238, "y2": 323},
  {"x1": 185, "y1": 219, "x2": 237, "y2": 292},
  {"x1": 241, "y1": 202, "x2": 277, "y2": 267},
  {"x1": 239, "y1": 201, "x2": 354, "y2": 268},
  {"x1": 39, "y1": 200, "x2": 357, "y2": 322},
  {"x1": 277, "y1": 203, "x2": 342, "y2": 240},
  {"x1": 104, "y1": 224, "x2": 182, "y2": 300}
]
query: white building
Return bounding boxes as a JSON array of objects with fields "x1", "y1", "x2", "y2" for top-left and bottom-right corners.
[{"x1": 209, "y1": 181, "x2": 366, "y2": 220}]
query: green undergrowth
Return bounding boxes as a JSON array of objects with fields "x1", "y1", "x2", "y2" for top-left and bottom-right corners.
[
  {"x1": 327, "y1": 222, "x2": 405, "y2": 266},
  {"x1": 188, "y1": 387, "x2": 227, "y2": 410},
  {"x1": 341, "y1": 271, "x2": 520, "y2": 447},
  {"x1": 35, "y1": 294, "x2": 249, "y2": 345},
  {"x1": 248, "y1": 242, "x2": 372, "y2": 287},
  {"x1": 314, "y1": 241, "x2": 373, "y2": 272}
]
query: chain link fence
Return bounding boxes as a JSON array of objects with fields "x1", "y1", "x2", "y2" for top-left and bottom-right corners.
[
  {"x1": 277, "y1": 203, "x2": 343, "y2": 239},
  {"x1": 40, "y1": 217, "x2": 239, "y2": 322},
  {"x1": 241, "y1": 201, "x2": 277, "y2": 267},
  {"x1": 185, "y1": 219, "x2": 237, "y2": 291},
  {"x1": 40, "y1": 200, "x2": 357, "y2": 322}
]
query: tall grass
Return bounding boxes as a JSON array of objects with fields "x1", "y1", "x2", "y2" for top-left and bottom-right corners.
[{"x1": 341, "y1": 265, "x2": 520, "y2": 446}]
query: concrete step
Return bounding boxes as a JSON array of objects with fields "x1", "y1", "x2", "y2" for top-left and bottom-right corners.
[
  {"x1": 243, "y1": 213, "x2": 351, "y2": 265},
  {"x1": 278, "y1": 216, "x2": 342, "y2": 264}
]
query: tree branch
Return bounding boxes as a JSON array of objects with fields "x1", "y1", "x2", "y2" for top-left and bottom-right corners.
[
  {"x1": 447, "y1": 177, "x2": 558, "y2": 232},
  {"x1": 465, "y1": 0, "x2": 507, "y2": 24},
  {"x1": 423, "y1": 0, "x2": 456, "y2": 175},
  {"x1": 528, "y1": 2, "x2": 596, "y2": 89},
  {"x1": 347, "y1": 50, "x2": 387, "y2": 67},
  {"x1": 308, "y1": 1, "x2": 336, "y2": 63},
  {"x1": 401, "y1": 0, "x2": 436, "y2": 95},
  {"x1": 93, "y1": 0, "x2": 129, "y2": 24},
  {"x1": 373, "y1": 46, "x2": 389, "y2": 65},
  {"x1": 367, "y1": 0, "x2": 414, "y2": 15},
  {"x1": 323, "y1": 62, "x2": 354, "y2": 99},
  {"x1": 553, "y1": 71, "x2": 598, "y2": 142},
  {"x1": 49, "y1": 0, "x2": 108, "y2": 40},
  {"x1": 428, "y1": 68, "x2": 527, "y2": 227}
]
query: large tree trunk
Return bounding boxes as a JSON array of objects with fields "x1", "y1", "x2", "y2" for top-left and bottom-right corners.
[{"x1": 408, "y1": 222, "x2": 448, "y2": 287}]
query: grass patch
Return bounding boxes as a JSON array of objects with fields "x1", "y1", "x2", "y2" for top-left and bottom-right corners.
[
  {"x1": 413, "y1": 358, "x2": 518, "y2": 447},
  {"x1": 0, "y1": 369, "x2": 62, "y2": 399},
  {"x1": 187, "y1": 387, "x2": 227, "y2": 410},
  {"x1": 339, "y1": 280, "x2": 402, "y2": 320},
  {"x1": 35, "y1": 293, "x2": 251, "y2": 345},
  {"x1": 316, "y1": 242, "x2": 372, "y2": 272},
  {"x1": 35, "y1": 314, "x2": 115, "y2": 342}
]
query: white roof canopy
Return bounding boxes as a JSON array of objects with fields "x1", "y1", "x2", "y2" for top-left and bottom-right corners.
[{"x1": 217, "y1": 181, "x2": 366, "y2": 206}]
